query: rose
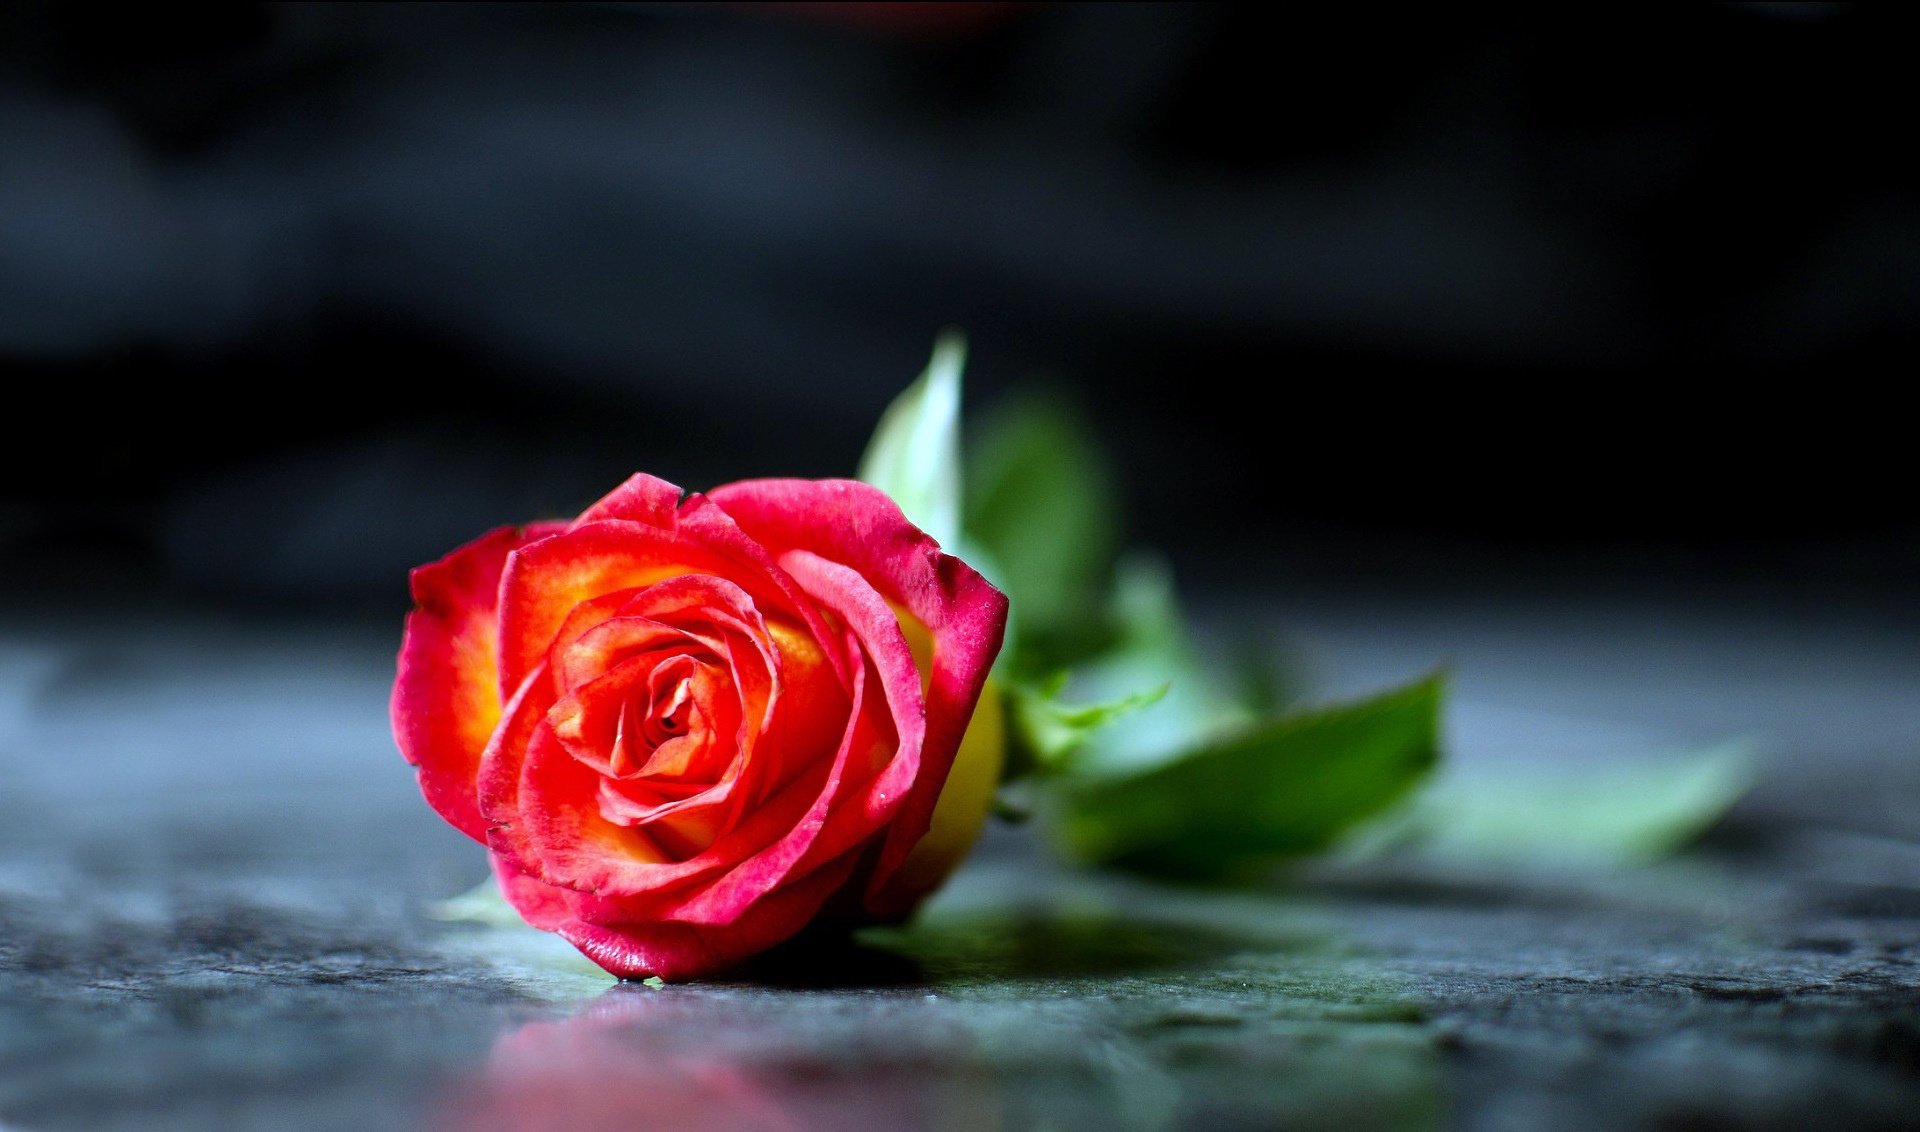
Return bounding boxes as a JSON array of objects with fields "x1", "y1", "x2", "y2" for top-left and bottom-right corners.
[{"x1": 391, "y1": 474, "x2": 1007, "y2": 980}]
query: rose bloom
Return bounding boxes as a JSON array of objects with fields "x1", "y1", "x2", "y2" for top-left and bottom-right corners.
[{"x1": 391, "y1": 474, "x2": 1007, "y2": 981}]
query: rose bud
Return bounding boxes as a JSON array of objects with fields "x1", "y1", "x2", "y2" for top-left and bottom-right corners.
[{"x1": 391, "y1": 474, "x2": 1008, "y2": 981}]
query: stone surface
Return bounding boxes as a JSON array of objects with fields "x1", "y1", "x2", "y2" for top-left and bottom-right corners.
[{"x1": 3, "y1": 587, "x2": 1918, "y2": 1130}]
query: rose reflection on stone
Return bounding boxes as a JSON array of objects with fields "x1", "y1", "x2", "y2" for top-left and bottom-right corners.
[
  {"x1": 392, "y1": 474, "x2": 1008, "y2": 981},
  {"x1": 438, "y1": 989, "x2": 999, "y2": 1132}
]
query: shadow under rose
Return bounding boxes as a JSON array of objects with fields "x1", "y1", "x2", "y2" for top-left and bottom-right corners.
[
  {"x1": 714, "y1": 907, "x2": 1290, "y2": 990},
  {"x1": 709, "y1": 930, "x2": 929, "y2": 990}
]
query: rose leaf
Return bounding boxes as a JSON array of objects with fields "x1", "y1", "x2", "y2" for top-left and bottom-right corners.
[
  {"x1": 858, "y1": 330, "x2": 967, "y2": 550},
  {"x1": 1381, "y1": 740, "x2": 1757, "y2": 869},
  {"x1": 427, "y1": 877, "x2": 523, "y2": 926},
  {"x1": 1004, "y1": 672, "x2": 1171, "y2": 774},
  {"x1": 1055, "y1": 673, "x2": 1446, "y2": 879},
  {"x1": 962, "y1": 390, "x2": 1121, "y2": 667},
  {"x1": 1057, "y1": 554, "x2": 1251, "y2": 778}
]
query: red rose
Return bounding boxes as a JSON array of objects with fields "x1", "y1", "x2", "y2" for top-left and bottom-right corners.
[{"x1": 391, "y1": 474, "x2": 1008, "y2": 980}]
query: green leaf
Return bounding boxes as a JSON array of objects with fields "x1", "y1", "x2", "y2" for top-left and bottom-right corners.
[
  {"x1": 963, "y1": 391, "x2": 1120, "y2": 663},
  {"x1": 1061, "y1": 554, "x2": 1249, "y2": 778},
  {"x1": 858, "y1": 331, "x2": 967, "y2": 549},
  {"x1": 1056, "y1": 673, "x2": 1446, "y2": 878},
  {"x1": 1389, "y1": 741, "x2": 1756, "y2": 868},
  {"x1": 1005, "y1": 673, "x2": 1170, "y2": 771},
  {"x1": 427, "y1": 877, "x2": 522, "y2": 926}
]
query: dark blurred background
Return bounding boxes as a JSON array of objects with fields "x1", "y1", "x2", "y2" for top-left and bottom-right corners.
[{"x1": 3, "y1": 1, "x2": 1915, "y2": 616}]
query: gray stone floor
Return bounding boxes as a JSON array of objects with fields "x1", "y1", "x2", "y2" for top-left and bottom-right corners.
[{"x1": 3, "y1": 584, "x2": 1918, "y2": 1130}]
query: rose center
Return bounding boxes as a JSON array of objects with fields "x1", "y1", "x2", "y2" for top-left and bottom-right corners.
[{"x1": 641, "y1": 674, "x2": 694, "y2": 747}]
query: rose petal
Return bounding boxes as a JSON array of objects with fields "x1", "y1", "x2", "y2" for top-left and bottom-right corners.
[
  {"x1": 490, "y1": 851, "x2": 571, "y2": 931},
  {"x1": 391, "y1": 521, "x2": 565, "y2": 840},
  {"x1": 703, "y1": 479, "x2": 1007, "y2": 916},
  {"x1": 475, "y1": 662, "x2": 559, "y2": 842},
  {"x1": 675, "y1": 492, "x2": 856, "y2": 691},
  {"x1": 525, "y1": 723, "x2": 682, "y2": 867},
  {"x1": 554, "y1": 853, "x2": 859, "y2": 982},
  {"x1": 543, "y1": 588, "x2": 654, "y2": 695},
  {"x1": 572, "y1": 472, "x2": 685, "y2": 528}
]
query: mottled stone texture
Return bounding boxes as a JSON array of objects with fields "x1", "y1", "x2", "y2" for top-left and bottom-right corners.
[{"x1": 4, "y1": 589, "x2": 1918, "y2": 1130}]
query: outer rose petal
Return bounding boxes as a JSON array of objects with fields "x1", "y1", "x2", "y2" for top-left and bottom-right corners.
[
  {"x1": 704, "y1": 479, "x2": 1008, "y2": 918},
  {"x1": 392, "y1": 521, "x2": 565, "y2": 841},
  {"x1": 475, "y1": 663, "x2": 558, "y2": 842},
  {"x1": 558, "y1": 854, "x2": 860, "y2": 982},
  {"x1": 488, "y1": 795, "x2": 865, "y2": 981},
  {"x1": 490, "y1": 852, "x2": 571, "y2": 931},
  {"x1": 571, "y1": 471, "x2": 685, "y2": 528}
]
